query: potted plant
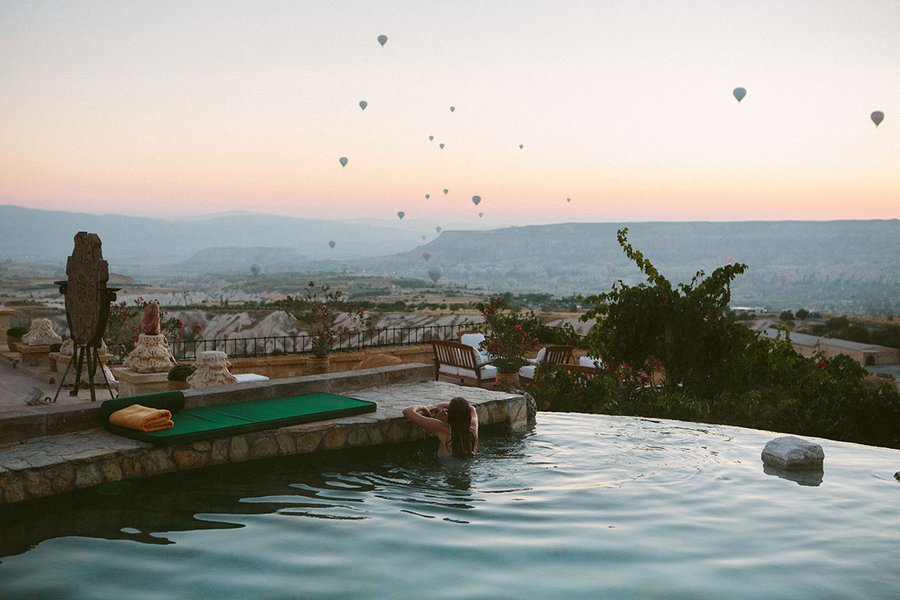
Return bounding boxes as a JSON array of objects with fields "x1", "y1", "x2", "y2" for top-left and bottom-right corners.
[
  {"x1": 476, "y1": 297, "x2": 540, "y2": 390},
  {"x1": 6, "y1": 326, "x2": 28, "y2": 348},
  {"x1": 279, "y1": 281, "x2": 367, "y2": 373},
  {"x1": 167, "y1": 363, "x2": 195, "y2": 390}
]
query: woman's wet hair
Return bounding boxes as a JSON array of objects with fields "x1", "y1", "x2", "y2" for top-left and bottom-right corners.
[{"x1": 446, "y1": 397, "x2": 476, "y2": 458}]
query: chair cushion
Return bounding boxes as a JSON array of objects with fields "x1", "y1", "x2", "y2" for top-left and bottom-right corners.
[
  {"x1": 439, "y1": 363, "x2": 497, "y2": 380},
  {"x1": 518, "y1": 364, "x2": 537, "y2": 379},
  {"x1": 460, "y1": 333, "x2": 486, "y2": 349},
  {"x1": 579, "y1": 356, "x2": 602, "y2": 368},
  {"x1": 460, "y1": 333, "x2": 490, "y2": 365}
]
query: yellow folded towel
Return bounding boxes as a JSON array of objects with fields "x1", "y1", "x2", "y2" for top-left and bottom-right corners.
[{"x1": 109, "y1": 404, "x2": 174, "y2": 432}]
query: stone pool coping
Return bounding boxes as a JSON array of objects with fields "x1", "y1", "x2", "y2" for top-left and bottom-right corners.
[{"x1": 0, "y1": 364, "x2": 527, "y2": 505}]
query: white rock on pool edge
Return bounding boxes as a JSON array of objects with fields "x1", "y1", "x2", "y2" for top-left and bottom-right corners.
[{"x1": 761, "y1": 436, "x2": 824, "y2": 471}]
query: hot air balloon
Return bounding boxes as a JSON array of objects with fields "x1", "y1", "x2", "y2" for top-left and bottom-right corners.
[
  {"x1": 449, "y1": 106, "x2": 455, "y2": 112},
  {"x1": 397, "y1": 211, "x2": 405, "y2": 220},
  {"x1": 472, "y1": 195, "x2": 481, "y2": 206},
  {"x1": 733, "y1": 87, "x2": 746, "y2": 103},
  {"x1": 435, "y1": 226, "x2": 442, "y2": 234},
  {"x1": 377, "y1": 34, "x2": 388, "y2": 47},
  {"x1": 519, "y1": 144, "x2": 524, "y2": 149},
  {"x1": 478, "y1": 212, "x2": 483, "y2": 218},
  {"x1": 566, "y1": 197, "x2": 571, "y2": 203},
  {"x1": 422, "y1": 251, "x2": 431, "y2": 261},
  {"x1": 871, "y1": 111, "x2": 884, "y2": 127},
  {"x1": 428, "y1": 265, "x2": 443, "y2": 283},
  {"x1": 425, "y1": 194, "x2": 430, "y2": 199},
  {"x1": 429, "y1": 135, "x2": 434, "y2": 141},
  {"x1": 329, "y1": 240, "x2": 336, "y2": 249},
  {"x1": 439, "y1": 143, "x2": 445, "y2": 149},
  {"x1": 442, "y1": 188, "x2": 448, "y2": 194},
  {"x1": 339, "y1": 156, "x2": 348, "y2": 167},
  {"x1": 359, "y1": 100, "x2": 367, "y2": 111}
]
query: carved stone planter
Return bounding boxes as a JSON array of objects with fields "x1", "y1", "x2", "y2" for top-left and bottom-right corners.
[
  {"x1": 495, "y1": 371, "x2": 520, "y2": 391},
  {"x1": 306, "y1": 356, "x2": 331, "y2": 375}
]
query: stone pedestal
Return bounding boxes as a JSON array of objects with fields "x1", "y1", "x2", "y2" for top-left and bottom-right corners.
[
  {"x1": 0, "y1": 307, "x2": 14, "y2": 345},
  {"x1": 15, "y1": 343, "x2": 50, "y2": 367},
  {"x1": 114, "y1": 368, "x2": 175, "y2": 397},
  {"x1": 51, "y1": 352, "x2": 115, "y2": 385},
  {"x1": 187, "y1": 351, "x2": 238, "y2": 389},
  {"x1": 124, "y1": 333, "x2": 176, "y2": 373}
]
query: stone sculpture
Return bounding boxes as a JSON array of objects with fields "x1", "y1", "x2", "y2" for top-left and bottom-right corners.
[
  {"x1": 187, "y1": 351, "x2": 237, "y2": 389},
  {"x1": 124, "y1": 302, "x2": 176, "y2": 373},
  {"x1": 141, "y1": 302, "x2": 161, "y2": 335},
  {"x1": 48, "y1": 232, "x2": 119, "y2": 403},
  {"x1": 22, "y1": 318, "x2": 63, "y2": 346}
]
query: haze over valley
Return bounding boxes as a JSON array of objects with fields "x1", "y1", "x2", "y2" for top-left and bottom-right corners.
[{"x1": 2, "y1": 206, "x2": 897, "y2": 316}]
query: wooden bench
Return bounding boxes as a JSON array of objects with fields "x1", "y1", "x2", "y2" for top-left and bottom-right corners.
[{"x1": 431, "y1": 340, "x2": 497, "y2": 388}]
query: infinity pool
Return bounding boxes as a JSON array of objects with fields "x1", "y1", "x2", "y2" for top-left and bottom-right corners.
[{"x1": 1, "y1": 413, "x2": 898, "y2": 599}]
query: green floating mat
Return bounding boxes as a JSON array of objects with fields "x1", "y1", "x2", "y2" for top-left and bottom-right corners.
[{"x1": 102, "y1": 392, "x2": 376, "y2": 445}]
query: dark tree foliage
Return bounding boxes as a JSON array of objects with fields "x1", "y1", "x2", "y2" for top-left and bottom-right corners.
[
  {"x1": 534, "y1": 228, "x2": 900, "y2": 449},
  {"x1": 580, "y1": 228, "x2": 752, "y2": 396}
]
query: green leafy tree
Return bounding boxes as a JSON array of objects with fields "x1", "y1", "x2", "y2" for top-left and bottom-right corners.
[{"x1": 580, "y1": 228, "x2": 751, "y2": 395}]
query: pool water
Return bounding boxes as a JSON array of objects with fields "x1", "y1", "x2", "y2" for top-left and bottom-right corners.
[{"x1": 1, "y1": 413, "x2": 898, "y2": 599}]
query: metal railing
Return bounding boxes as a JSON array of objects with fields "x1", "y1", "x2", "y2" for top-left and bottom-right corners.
[{"x1": 108, "y1": 323, "x2": 482, "y2": 362}]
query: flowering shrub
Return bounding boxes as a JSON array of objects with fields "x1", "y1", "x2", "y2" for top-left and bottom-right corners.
[
  {"x1": 279, "y1": 281, "x2": 367, "y2": 358},
  {"x1": 475, "y1": 297, "x2": 541, "y2": 373},
  {"x1": 104, "y1": 298, "x2": 201, "y2": 361}
]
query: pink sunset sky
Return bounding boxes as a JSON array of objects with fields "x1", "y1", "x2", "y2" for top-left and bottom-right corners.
[{"x1": 1, "y1": 1, "x2": 898, "y2": 226}]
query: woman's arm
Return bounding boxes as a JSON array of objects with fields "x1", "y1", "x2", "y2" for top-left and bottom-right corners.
[{"x1": 403, "y1": 406, "x2": 448, "y2": 436}]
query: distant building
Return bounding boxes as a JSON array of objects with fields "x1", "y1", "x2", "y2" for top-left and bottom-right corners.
[
  {"x1": 732, "y1": 306, "x2": 767, "y2": 316},
  {"x1": 761, "y1": 328, "x2": 900, "y2": 366}
]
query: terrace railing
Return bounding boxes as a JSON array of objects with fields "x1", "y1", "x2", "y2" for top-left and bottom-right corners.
[{"x1": 108, "y1": 323, "x2": 482, "y2": 363}]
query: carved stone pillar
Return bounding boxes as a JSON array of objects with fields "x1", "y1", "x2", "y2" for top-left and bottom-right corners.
[
  {"x1": 124, "y1": 333, "x2": 176, "y2": 373},
  {"x1": 187, "y1": 351, "x2": 237, "y2": 389},
  {"x1": 22, "y1": 318, "x2": 63, "y2": 346}
]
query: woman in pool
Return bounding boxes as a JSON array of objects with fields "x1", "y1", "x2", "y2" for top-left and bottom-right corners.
[{"x1": 403, "y1": 397, "x2": 479, "y2": 458}]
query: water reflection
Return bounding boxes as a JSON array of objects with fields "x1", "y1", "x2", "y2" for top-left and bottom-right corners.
[
  {"x1": 0, "y1": 434, "x2": 523, "y2": 560},
  {"x1": 762, "y1": 463, "x2": 824, "y2": 487}
]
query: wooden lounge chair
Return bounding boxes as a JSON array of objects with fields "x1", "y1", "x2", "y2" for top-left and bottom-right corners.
[
  {"x1": 431, "y1": 340, "x2": 497, "y2": 387},
  {"x1": 519, "y1": 345, "x2": 574, "y2": 384}
]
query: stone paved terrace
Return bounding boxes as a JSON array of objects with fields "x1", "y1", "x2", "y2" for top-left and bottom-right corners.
[{"x1": 0, "y1": 357, "x2": 528, "y2": 505}]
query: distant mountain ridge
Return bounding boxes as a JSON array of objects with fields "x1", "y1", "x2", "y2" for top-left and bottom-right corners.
[
  {"x1": 0, "y1": 205, "x2": 425, "y2": 269},
  {"x1": 2, "y1": 205, "x2": 897, "y2": 313}
]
